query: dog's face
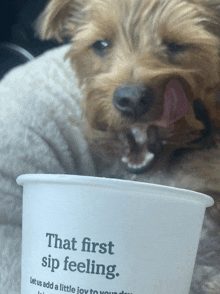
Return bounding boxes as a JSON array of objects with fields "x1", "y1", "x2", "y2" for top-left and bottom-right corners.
[{"x1": 39, "y1": 0, "x2": 220, "y2": 172}]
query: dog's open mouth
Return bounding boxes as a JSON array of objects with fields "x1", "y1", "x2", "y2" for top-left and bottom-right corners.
[
  {"x1": 120, "y1": 79, "x2": 191, "y2": 173},
  {"x1": 121, "y1": 126, "x2": 159, "y2": 173}
]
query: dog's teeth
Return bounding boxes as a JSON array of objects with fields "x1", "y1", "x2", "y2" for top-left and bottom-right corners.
[
  {"x1": 131, "y1": 127, "x2": 147, "y2": 144},
  {"x1": 145, "y1": 153, "x2": 154, "y2": 162},
  {"x1": 121, "y1": 156, "x2": 128, "y2": 163},
  {"x1": 127, "y1": 163, "x2": 134, "y2": 169},
  {"x1": 131, "y1": 128, "x2": 138, "y2": 135},
  {"x1": 126, "y1": 152, "x2": 155, "y2": 171}
]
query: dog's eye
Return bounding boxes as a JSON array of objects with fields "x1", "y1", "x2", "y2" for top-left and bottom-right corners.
[
  {"x1": 92, "y1": 40, "x2": 111, "y2": 57},
  {"x1": 166, "y1": 42, "x2": 186, "y2": 54}
]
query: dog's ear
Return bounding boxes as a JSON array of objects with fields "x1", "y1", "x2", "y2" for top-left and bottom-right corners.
[{"x1": 36, "y1": 0, "x2": 87, "y2": 42}]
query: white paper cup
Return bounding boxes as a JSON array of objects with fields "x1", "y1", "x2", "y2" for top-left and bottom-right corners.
[{"x1": 17, "y1": 174, "x2": 213, "y2": 294}]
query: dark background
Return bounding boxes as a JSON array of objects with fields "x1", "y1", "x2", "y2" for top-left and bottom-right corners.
[
  {"x1": 0, "y1": 0, "x2": 61, "y2": 78},
  {"x1": 0, "y1": 0, "x2": 60, "y2": 54}
]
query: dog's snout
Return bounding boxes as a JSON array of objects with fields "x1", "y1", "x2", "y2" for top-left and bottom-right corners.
[{"x1": 113, "y1": 85, "x2": 155, "y2": 119}]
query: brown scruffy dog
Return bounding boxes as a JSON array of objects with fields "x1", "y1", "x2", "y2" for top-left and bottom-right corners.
[
  {"x1": 38, "y1": 0, "x2": 220, "y2": 174},
  {"x1": 37, "y1": 1, "x2": 220, "y2": 293}
]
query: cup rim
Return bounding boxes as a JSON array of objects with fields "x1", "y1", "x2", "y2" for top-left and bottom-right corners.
[{"x1": 16, "y1": 174, "x2": 214, "y2": 207}]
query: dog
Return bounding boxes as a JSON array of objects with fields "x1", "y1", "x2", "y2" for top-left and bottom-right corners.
[
  {"x1": 36, "y1": 0, "x2": 220, "y2": 292},
  {"x1": 37, "y1": 0, "x2": 220, "y2": 172}
]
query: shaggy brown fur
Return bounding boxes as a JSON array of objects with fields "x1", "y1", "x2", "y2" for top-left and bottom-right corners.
[{"x1": 37, "y1": 0, "x2": 220, "y2": 173}]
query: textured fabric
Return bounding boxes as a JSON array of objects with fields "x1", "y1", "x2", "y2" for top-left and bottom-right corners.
[{"x1": 0, "y1": 45, "x2": 96, "y2": 293}]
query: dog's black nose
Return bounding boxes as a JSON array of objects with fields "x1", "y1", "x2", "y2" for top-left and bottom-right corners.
[{"x1": 113, "y1": 85, "x2": 155, "y2": 119}]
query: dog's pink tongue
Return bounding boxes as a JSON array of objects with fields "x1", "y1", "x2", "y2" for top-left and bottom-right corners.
[{"x1": 156, "y1": 80, "x2": 190, "y2": 128}]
